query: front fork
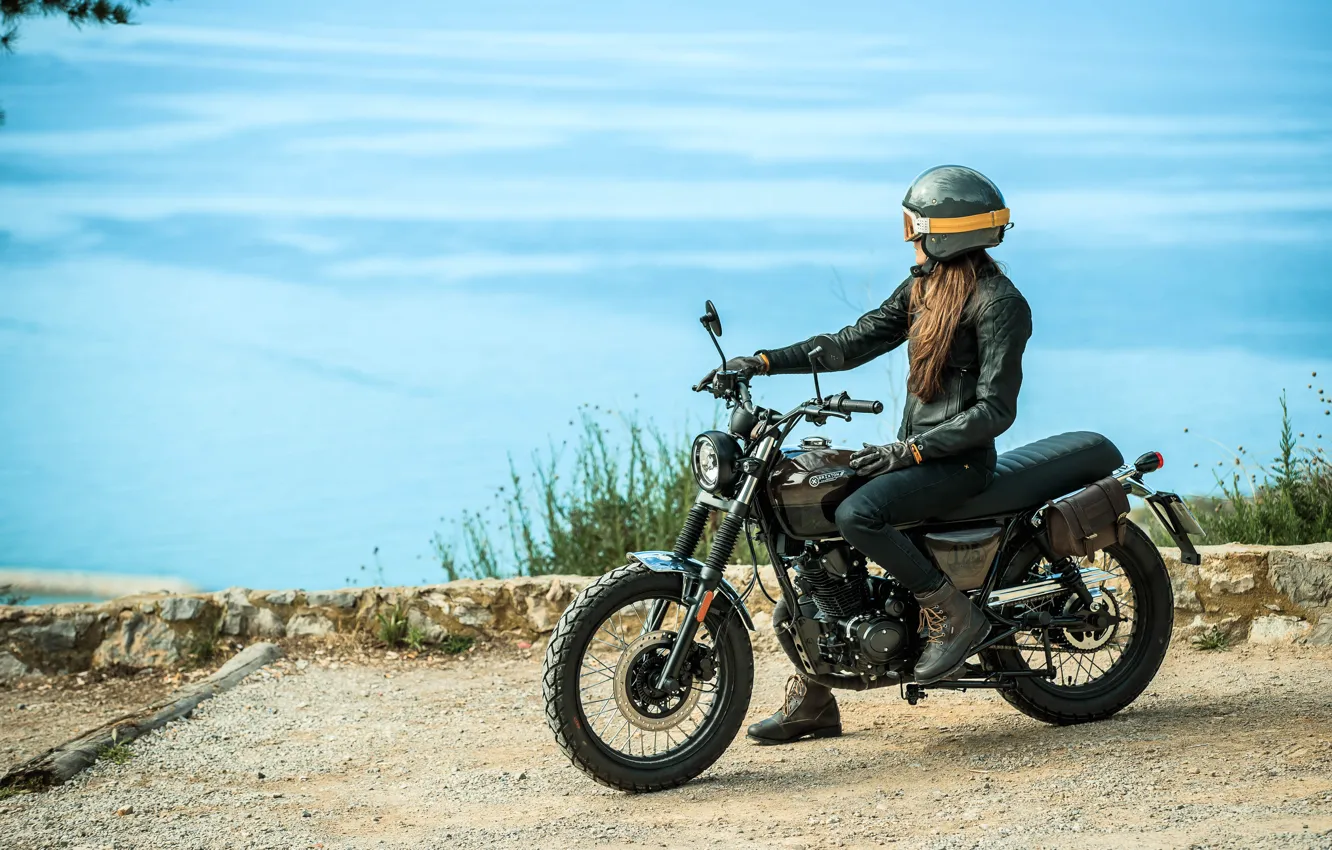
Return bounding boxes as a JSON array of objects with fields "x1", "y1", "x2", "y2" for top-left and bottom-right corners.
[{"x1": 653, "y1": 436, "x2": 773, "y2": 691}]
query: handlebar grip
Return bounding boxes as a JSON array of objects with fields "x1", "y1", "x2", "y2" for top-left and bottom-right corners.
[{"x1": 833, "y1": 397, "x2": 883, "y2": 415}]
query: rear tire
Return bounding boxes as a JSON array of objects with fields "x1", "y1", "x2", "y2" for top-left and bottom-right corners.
[
  {"x1": 542, "y1": 563, "x2": 754, "y2": 793},
  {"x1": 982, "y1": 522, "x2": 1173, "y2": 725}
]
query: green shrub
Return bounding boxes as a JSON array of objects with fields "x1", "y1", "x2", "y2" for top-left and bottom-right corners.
[
  {"x1": 435, "y1": 408, "x2": 763, "y2": 580},
  {"x1": 405, "y1": 624, "x2": 428, "y2": 652},
  {"x1": 1141, "y1": 388, "x2": 1331, "y2": 548},
  {"x1": 1191, "y1": 626, "x2": 1231, "y2": 652},
  {"x1": 1197, "y1": 392, "x2": 1332, "y2": 545},
  {"x1": 375, "y1": 604, "x2": 411, "y2": 648},
  {"x1": 185, "y1": 618, "x2": 224, "y2": 668},
  {"x1": 0, "y1": 584, "x2": 28, "y2": 606},
  {"x1": 98, "y1": 742, "x2": 134, "y2": 765},
  {"x1": 441, "y1": 634, "x2": 474, "y2": 654}
]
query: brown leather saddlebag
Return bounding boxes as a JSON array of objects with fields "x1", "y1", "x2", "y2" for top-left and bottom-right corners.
[{"x1": 1044, "y1": 477, "x2": 1130, "y2": 558}]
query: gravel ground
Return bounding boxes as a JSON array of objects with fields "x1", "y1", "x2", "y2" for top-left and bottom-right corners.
[{"x1": 3, "y1": 641, "x2": 1332, "y2": 850}]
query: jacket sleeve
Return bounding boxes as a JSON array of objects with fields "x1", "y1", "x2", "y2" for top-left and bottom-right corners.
[
  {"x1": 911, "y1": 294, "x2": 1032, "y2": 460},
  {"x1": 759, "y1": 279, "x2": 912, "y2": 375}
]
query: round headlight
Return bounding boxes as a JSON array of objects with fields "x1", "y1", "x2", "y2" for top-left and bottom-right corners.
[{"x1": 691, "y1": 431, "x2": 739, "y2": 494}]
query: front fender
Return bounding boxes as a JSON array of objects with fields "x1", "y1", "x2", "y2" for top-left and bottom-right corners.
[{"x1": 628, "y1": 551, "x2": 756, "y2": 631}]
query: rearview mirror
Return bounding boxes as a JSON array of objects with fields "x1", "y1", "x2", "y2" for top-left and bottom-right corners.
[
  {"x1": 810, "y1": 334, "x2": 845, "y2": 371},
  {"x1": 701, "y1": 300, "x2": 723, "y2": 337}
]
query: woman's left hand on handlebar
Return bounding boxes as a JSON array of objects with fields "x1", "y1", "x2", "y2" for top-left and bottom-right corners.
[{"x1": 696, "y1": 355, "x2": 767, "y2": 389}]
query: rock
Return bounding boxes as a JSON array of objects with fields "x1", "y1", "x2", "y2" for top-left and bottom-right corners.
[
  {"x1": 451, "y1": 597, "x2": 495, "y2": 628},
  {"x1": 1179, "y1": 614, "x2": 1246, "y2": 642},
  {"x1": 116, "y1": 806, "x2": 133, "y2": 816},
  {"x1": 0, "y1": 651, "x2": 27, "y2": 683},
  {"x1": 214, "y1": 587, "x2": 261, "y2": 636},
  {"x1": 13, "y1": 618, "x2": 84, "y2": 652},
  {"x1": 286, "y1": 613, "x2": 335, "y2": 638},
  {"x1": 1199, "y1": 565, "x2": 1257, "y2": 595},
  {"x1": 305, "y1": 590, "x2": 359, "y2": 609},
  {"x1": 1249, "y1": 614, "x2": 1311, "y2": 644},
  {"x1": 158, "y1": 597, "x2": 205, "y2": 622},
  {"x1": 405, "y1": 607, "x2": 444, "y2": 643},
  {"x1": 265, "y1": 590, "x2": 299, "y2": 606},
  {"x1": 1304, "y1": 615, "x2": 1332, "y2": 646},
  {"x1": 1269, "y1": 547, "x2": 1332, "y2": 608},
  {"x1": 545, "y1": 578, "x2": 564, "y2": 604},
  {"x1": 1170, "y1": 576, "x2": 1204, "y2": 613},
  {"x1": 93, "y1": 613, "x2": 181, "y2": 667},
  {"x1": 251, "y1": 608, "x2": 286, "y2": 638}
]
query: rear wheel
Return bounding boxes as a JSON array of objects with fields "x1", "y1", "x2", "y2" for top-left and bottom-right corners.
[
  {"x1": 981, "y1": 522, "x2": 1173, "y2": 725},
  {"x1": 542, "y1": 563, "x2": 754, "y2": 792}
]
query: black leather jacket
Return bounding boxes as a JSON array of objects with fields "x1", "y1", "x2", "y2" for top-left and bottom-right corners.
[{"x1": 761, "y1": 270, "x2": 1032, "y2": 463}]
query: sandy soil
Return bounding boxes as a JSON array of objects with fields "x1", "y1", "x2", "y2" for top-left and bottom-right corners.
[
  {"x1": 2, "y1": 641, "x2": 1332, "y2": 850},
  {"x1": 0, "y1": 669, "x2": 177, "y2": 767}
]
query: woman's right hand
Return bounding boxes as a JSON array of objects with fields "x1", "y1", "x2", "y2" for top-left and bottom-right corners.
[{"x1": 696, "y1": 355, "x2": 768, "y2": 390}]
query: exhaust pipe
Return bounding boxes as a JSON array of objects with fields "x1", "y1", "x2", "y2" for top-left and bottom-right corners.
[{"x1": 985, "y1": 566, "x2": 1117, "y2": 608}]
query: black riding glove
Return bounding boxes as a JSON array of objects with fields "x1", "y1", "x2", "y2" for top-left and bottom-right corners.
[
  {"x1": 696, "y1": 355, "x2": 767, "y2": 390},
  {"x1": 849, "y1": 441, "x2": 916, "y2": 477}
]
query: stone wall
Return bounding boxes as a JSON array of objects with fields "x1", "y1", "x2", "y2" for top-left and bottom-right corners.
[
  {"x1": 1, "y1": 544, "x2": 1329, "y2": 682},
  {"x1": 1161, "y1": 542, "x2": 1332, "y2": 646}
]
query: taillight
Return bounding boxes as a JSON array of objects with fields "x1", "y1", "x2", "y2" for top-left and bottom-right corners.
[{"x1": 1134, "y1": 451, "x2": 1164, "y2": 474}]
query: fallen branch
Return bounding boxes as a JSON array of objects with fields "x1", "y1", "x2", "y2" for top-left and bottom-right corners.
[{"x1": 0, "y1": 642, "x2": 283, "y2": 792}]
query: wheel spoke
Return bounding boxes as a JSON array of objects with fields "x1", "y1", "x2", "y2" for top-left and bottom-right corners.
[
  {"x1": 992, "y1": 547, "x2": 1144, "y2": 691},
  {"x1": 572, "y1": 590, "x2": 730, "y2": 761}
]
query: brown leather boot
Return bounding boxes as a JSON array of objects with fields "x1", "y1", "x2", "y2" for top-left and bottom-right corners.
[
  {"x1": 746, "y1": 675, "x2": 842, "y2": 745},
  {"x1": 912, "y1": 583, "x2": 991, "y2": 684}
]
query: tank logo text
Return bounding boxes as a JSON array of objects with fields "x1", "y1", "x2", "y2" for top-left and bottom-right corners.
[{"x1": 809, "y1": 470, "x2": 848, "y2": 487}]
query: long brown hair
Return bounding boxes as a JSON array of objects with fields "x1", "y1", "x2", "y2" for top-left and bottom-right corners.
[{"x1": 907, "y1": 250, "x2": 994, "y2": 402}]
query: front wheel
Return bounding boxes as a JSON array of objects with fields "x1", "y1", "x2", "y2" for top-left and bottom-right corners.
[
  {"x1": 542, "y1": 563, "x2": 754, "y2": 793},
  {"x1": 981, "y1": 521, "x2": 1174, "y2": 725}
]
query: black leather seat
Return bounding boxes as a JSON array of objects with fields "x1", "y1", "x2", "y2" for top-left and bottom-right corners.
[{"x1": 937, "y1": 431, "x2": 1124, "y2": 521}]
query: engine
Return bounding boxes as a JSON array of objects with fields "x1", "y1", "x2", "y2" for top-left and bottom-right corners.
[{"x1": 793, "y1": 542, "x2": 913, "y2": 676}]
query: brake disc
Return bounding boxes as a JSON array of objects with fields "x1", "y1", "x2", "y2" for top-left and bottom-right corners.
[{"x1": 613, "y1": 630, "x2": 702, "y2": 732}]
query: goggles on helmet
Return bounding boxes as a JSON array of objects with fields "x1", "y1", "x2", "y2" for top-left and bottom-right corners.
[{"x1": 903, "y1": 206, "x2": 1011, "y2": 242}]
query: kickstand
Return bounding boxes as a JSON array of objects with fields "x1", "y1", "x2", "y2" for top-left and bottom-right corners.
[{"x1": 1041, "y1": 626, "x2": 1057, "y2": 681}]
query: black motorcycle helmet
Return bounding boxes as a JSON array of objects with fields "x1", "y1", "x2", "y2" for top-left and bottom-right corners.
[{"x1": 902, "y1": 165, "x2": 1010, "y2": 268}]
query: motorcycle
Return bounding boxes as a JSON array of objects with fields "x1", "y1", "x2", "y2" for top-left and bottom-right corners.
[{"x1": 542, "y1": 300, "x2": 1204, "y2": 792}]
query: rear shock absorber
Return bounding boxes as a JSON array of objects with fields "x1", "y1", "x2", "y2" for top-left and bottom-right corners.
[{"x1": 673, "y1": 504, "x2": 711, "y2": 560}]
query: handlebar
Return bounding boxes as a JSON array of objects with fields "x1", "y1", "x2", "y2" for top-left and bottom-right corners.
[{"x1": 828, "y1": 395, "x2": 883, "y2": 415}]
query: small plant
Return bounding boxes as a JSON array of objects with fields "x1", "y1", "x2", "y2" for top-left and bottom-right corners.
[
  {"x1": 405, "y1": 624, "x2": 429, "y2": 652},
  {"x1": 346, "y1": 546, "x2": 389, "y2": 587},
  {"x1": 0, "y1": 778, "x2": 41, "y2": 799},
  {"x1": 441, "y1": 634, "x2": 474, "y2": 655},
  {"x1": 98, "y1": 742, "x2": 134, "y2": 765},
  {"x1": 375, "y1": 604, "x2": 411, "y2": 648},
  {"x1": 0, "y1": 584, "x2": 28, "y2": 606},
  {"x1": 1167, "y1": 386, "x2": 1332, "y2": 546},
  {"x1": 1192, "y1": 626, "x2": 1231, "y2": 652},
  {"x1": 185, "y1": 618, "x2": 225, "y2": 668}
]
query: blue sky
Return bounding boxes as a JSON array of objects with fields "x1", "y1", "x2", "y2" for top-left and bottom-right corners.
[{"x1": 1, "y1": 1, "x2": 1330, "y2": 589}]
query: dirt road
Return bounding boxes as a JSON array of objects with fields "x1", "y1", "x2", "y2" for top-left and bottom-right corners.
[{"x1": 4, "y1": 641, "x2": 1332, "y2": 850}]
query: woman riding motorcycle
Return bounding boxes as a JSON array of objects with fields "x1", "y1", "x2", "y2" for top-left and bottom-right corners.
[{"x1": 702, "y1": 165, "x2": 1032, "y2": 744}]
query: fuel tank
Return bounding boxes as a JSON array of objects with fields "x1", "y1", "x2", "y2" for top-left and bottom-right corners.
[{"x1": 766, "y1": 437, "x2": 868, "y2": 539}]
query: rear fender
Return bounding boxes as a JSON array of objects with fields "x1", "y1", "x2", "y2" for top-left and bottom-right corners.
[{"x1": 628, "y1": 551, "x2": 756, "y2": 630}]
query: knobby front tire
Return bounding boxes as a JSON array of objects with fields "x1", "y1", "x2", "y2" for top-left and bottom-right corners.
[{"x1": 542, "y1": 563, "x2": 755, "y2": 793}]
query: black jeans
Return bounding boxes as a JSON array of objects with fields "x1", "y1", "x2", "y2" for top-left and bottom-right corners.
[{"x1": 834, "y1": 451, "x2": 993, "y2": 595}]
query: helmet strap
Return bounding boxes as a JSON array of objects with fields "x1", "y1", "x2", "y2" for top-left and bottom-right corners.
[{"x1": 909, "y1": 257, "x2": 938, "y2": 278}]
